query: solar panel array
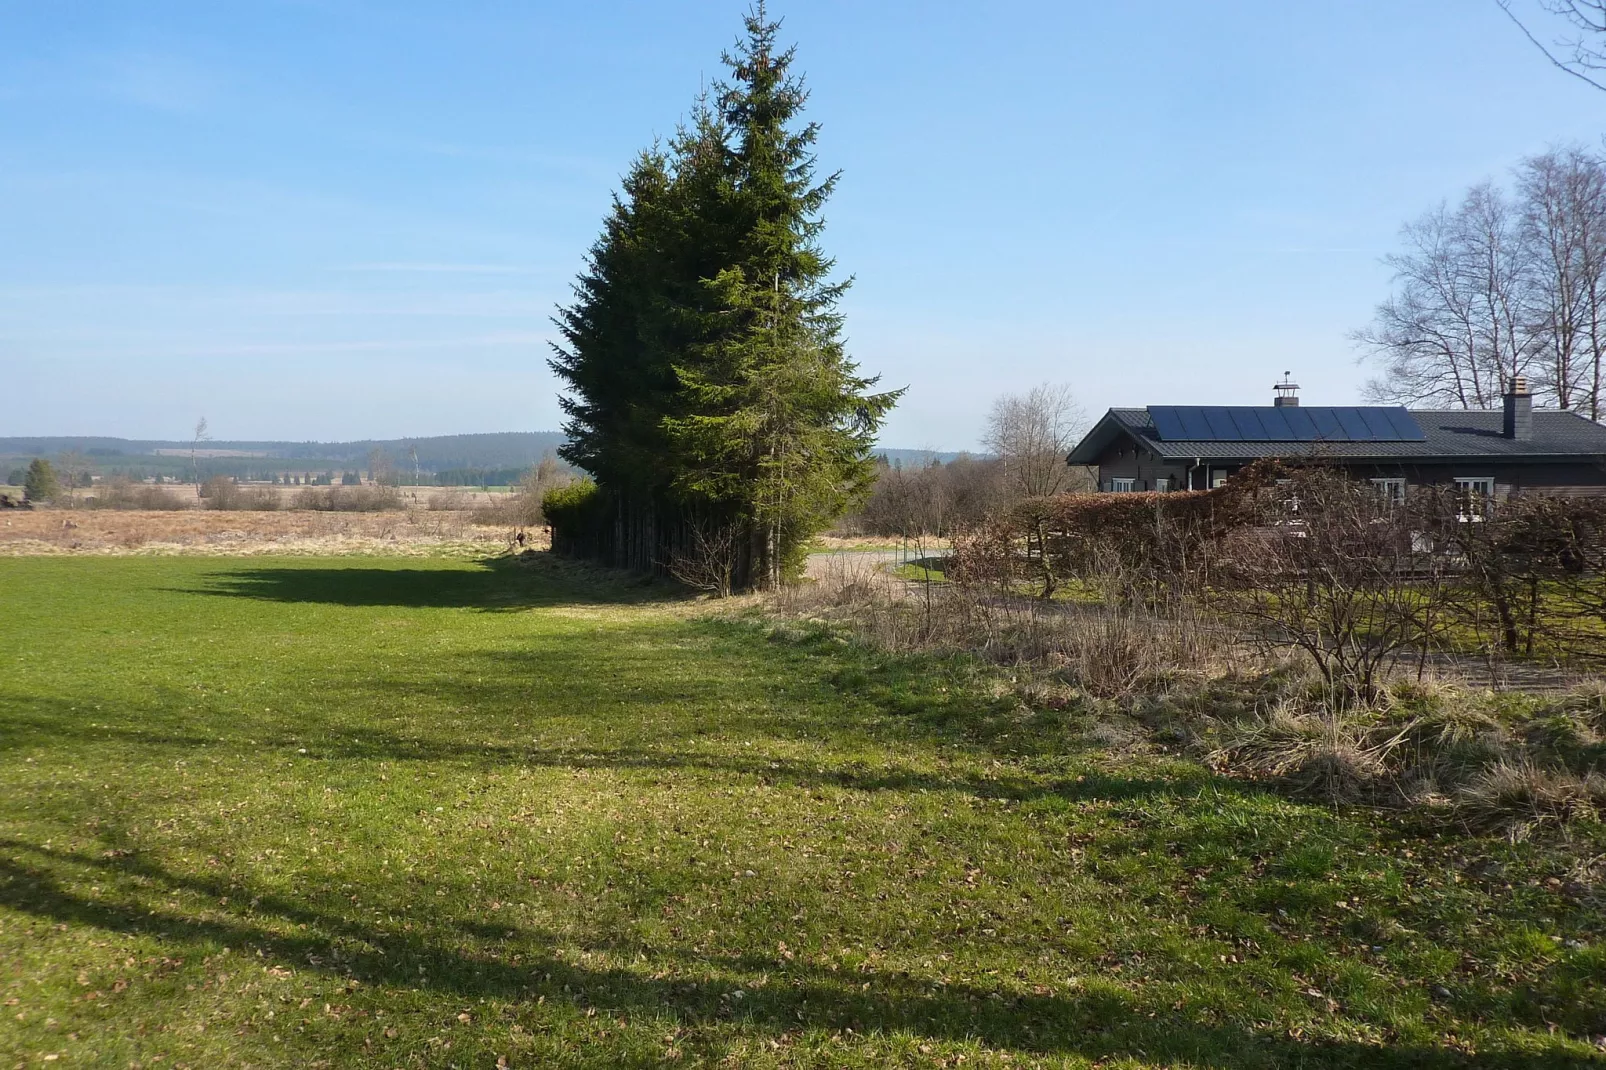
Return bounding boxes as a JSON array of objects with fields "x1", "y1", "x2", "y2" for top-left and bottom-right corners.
[{"x1": 1147, "y1": 406, "x2": 1426, "y2": 443}]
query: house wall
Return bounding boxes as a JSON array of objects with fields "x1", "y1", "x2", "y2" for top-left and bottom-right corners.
[
  {"x1": 1088, "y1": 441, "x2": 1193, "y2": 491},
  {"x1": 1323, "y1": 460, "x2": 1606, "y2": 498},
  {"x1": 1089, "y1": 436, "x2": 1606, "y2": 495}
]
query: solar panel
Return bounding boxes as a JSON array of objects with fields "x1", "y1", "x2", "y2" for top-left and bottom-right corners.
[
  {"x1": 1282, "y1": 407, "x2": 1318, "y2": 439},
  {"x1": 1202, "y1": 407, "x2": 1239, "y2": 439},
  {"x1": 1258, "y1": 406, "x2": 1295, "y2": 439},
  {"x1": 1334, "y1": 408, "x2": 1372, "y2": 440},
  {"x1": 1149, "y1": 408, "x2": 1187, "y2": 440},
  {"x1": 1381, "y1": 407, "x2": 1427, "y2": 441},
  {"x1": 1177, "y1": 407, "x2": 1213, "y2": 438},
  {"x1": 1307, "y1": 408, "x2": 1344, "y2": 439},
  {"x1": 1145, "y1": 405, "x2": 1428, "y2": 442},
  {"x1": 1357, "y1": 408, "x2": 1397, "y2": 440},
  {"x1": 1228, "y1": 408, "x2": 1271, "y2": 440}
]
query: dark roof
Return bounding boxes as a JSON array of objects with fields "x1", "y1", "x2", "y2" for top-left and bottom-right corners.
[{"x1": 1067, "y1": 406, "x2": 1606, "y2": 465}]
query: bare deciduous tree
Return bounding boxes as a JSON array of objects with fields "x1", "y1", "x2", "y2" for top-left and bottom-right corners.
[
  {"x1": 1213, "y1": 470, "x2": 1459, "y2": 703},
  {"x1": 189, "y1": 416, "x2": 210, "y2": 486},
  {"x1": 1358, "y1": 154, "x2": 1606, "y2": 416},
  {"x1": 1519, "y1": 149, "x2": 1606, "y2": 418},
  {"x1": 1354, "y1": 192, "x2": 1530, "y2": 409},
  {"x1": 982, "y1": 383, "x2": 1089, "y2": 498},
  {"x1": 1498, "y1": 0, "x2": 1606, "y2": 92}
]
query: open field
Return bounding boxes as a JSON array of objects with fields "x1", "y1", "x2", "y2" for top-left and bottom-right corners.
[
  {"x1": 1, "y1": 555, "x2": 1604, "y2": 1068},
  {"x1": 0, "y1": 508, "x2": 529, "y2": 557}
]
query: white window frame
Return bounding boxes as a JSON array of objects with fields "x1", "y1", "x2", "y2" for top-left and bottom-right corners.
[
  {"x1": 1108, "y1": 478, "x2": 1136, "y2": 493},
  {"x1": 1154, "y1": 477, "x2": 1172, "y2": 492},
  {"x1": 1371, "y1": 477, "x2": 1406, "y2": 505},
  {"x1": 1454, "y1": 476, "x2": 1495, "y2": 521}
]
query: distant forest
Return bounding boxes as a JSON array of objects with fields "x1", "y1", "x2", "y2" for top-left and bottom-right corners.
[
  {"x1": 0, "y1": 432, "x2": 570, "y2": 485},
  {"x1": 0, "y1": 432, "x2": 960, "y2": 485}
]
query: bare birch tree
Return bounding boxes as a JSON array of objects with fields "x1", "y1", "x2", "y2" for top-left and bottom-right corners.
[
  {"x1": 1355, "y1": 191, "x2": 1532, "y2": 408},
  {"x1": 982, "y1": 383, "x2": 1088, "y2": 498},
  {"x1": 1359, "y1": 151, "x2": 1606, "y2": 417}
]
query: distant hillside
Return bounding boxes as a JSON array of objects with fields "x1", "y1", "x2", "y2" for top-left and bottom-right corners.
[
  {"x1": 1, "y1": 434, "x2": 975, "y2": 483},
  {"x1": 0, "y1": 433, "x2": 570, "y2": 484}
]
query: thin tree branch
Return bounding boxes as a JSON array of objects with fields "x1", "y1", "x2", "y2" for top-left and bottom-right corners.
[{"x1": 1496, "y1": 0, "x2": 1606, "y2": 92}]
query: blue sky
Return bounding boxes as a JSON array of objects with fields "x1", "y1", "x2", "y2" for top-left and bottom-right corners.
[{"x1": 2, "y1": 1, "x2": 1602, "y2": 449}]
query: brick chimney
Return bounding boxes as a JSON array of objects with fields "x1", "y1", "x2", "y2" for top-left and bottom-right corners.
[
  {"x1": 1273, "y1": 372, "x2": 1299, "y2": 408},
  {"x1": 1503, "y1": 375, "x2": 1532, "y2": 440}
]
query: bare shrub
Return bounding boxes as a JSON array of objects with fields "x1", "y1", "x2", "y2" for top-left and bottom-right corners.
[
  {"x1": 201, "y1": 477, "x2": 280, "y2": 511},
  {"x1": 469, "y1": 457, "x2": 572, "y2": 526},
  {"x1": 846, "y1": 455, "x2": 1007, "y2": 538},
  {"x1": 1212, "y1": 465, "x2": 1459, "y2": 704},
  {"x1": 1424, "y1": 488, "x2": 1606, "y2": 660},
  {"x1": 669, "y1": 521, "x2": 742, "y2": 597},
  {"x1": 294, "y1": 484, "x2": 401, "y2": 512},
  {"x1": 87, "y1": 478, "x2": 188, "y2": 511},
  {"x1": 427, "y1": 491, "x2": 462, "y2": 512}
]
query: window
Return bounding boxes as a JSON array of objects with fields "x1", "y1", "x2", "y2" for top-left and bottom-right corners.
[
  {"x1": 1455, "y1": 477, "x2": 1495, "y2": 520},
  {"x1": 1371, "y1": 478, "x2": 1406, "y2": 505},
  {"x1": 1108, "y1": 478, "x2": 1136, "y2": 493},
  {"x1": 1154, "y1": 477, "x2": 1172, "y2": 492}
]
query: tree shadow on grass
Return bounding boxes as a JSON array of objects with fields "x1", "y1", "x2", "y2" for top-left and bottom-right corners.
[
  {"x1": 0, "y1": 836, "x2": 1587, "y2": 1069},
  {"x1": 178, "y1": 551, "x2": 685, "y2": 611},
  {"x1": 0, "y1": 690, "x2": 1221, "y2": 809}
]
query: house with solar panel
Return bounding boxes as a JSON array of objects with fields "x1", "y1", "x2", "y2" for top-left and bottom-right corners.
[{"x1": 1066, "y1": 376, "x2": 1606, "y2": 498}]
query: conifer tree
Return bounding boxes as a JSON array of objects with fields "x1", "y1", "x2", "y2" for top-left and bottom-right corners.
[
  {"x1": 549, "y1": 4, "x2": 899, "y2": 589},
  {"x1": 23, "y1": 458, "x2": 60, "y2": 503}
]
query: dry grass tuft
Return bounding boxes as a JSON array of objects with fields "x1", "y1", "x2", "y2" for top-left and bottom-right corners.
[
  {"x1": 1457, "y1": 761, "x2": 1606, "y2": 834},
  {"x1": 1209, "y1": 699, "x2": 1396, "y2": 802}
]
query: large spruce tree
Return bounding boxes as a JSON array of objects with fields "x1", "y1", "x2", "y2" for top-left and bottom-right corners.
[{"x1": 550, "y1": 5, "x2": 899, "y2": 590}]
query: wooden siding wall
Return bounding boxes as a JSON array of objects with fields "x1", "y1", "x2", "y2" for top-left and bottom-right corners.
[{"x1": 1088, "y1": 439, "x2": 1606, "y2": 496}]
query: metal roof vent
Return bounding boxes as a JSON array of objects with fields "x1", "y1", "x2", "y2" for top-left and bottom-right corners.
[{"x1": 1273, "y1": 372, "x2": 1299, "y2": 408}]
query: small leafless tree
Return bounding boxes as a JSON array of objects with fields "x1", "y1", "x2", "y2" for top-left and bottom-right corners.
[
  {"x1": 1417, "y1": 484, "x2": 1606, "y2": 659},
  {"x1": 189, "y1": 417, "x2": 210, "y2": 486},
  {"x1": 982, "y1": 383, "x2": 1089, "y2": 499},
  {"x1": 1213, "y1": 470, "x2": 1458, "y2": 703},
  {"x1": 667, "y1": 519, "x2": 740, "y2": 597}
]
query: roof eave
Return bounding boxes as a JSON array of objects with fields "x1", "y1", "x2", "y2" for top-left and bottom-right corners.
[{"x1": 1066, "y1": 412, "x2": 1144, "y2": 465}]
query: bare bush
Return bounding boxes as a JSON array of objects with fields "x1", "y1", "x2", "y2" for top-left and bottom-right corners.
[
  {"x1": 667, "y1": 520, "x2": 740, "y2": 597},
  {"x1": 294, "y1": 484, "x2": 401, "y2": 512},
  {"x1": 87, "y1": 477, "x2": 188, "y2": 511},
  {"x1": 1212, "y1": 465, "x2": 1459, "y2": 703},
  {"x1": 201, "y1": 477, "x2": 281, "y2": 511},
  {"x1": 469, "y1": 457, "x2": 572, "y2": 526},
  {"x1": 427, "y1": 491, "x2": 463, "y2": 512},
  {"x1": 846, "y1": 455, "x2": 1007, "y2": 538}
]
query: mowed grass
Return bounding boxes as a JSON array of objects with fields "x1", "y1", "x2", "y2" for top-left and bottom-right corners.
[{"x1": 0, "y1": 557, "x2": 1603, "y2": 1069}]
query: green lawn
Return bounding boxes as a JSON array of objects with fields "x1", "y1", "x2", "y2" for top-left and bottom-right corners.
[{"x1": 0, "y1": 555, "x2": 1602, "y2": 1068}]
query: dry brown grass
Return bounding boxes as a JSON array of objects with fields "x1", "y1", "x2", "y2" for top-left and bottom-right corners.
[{"x1": 0, "y1": 507, "x2": 540, "y2": 556}]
